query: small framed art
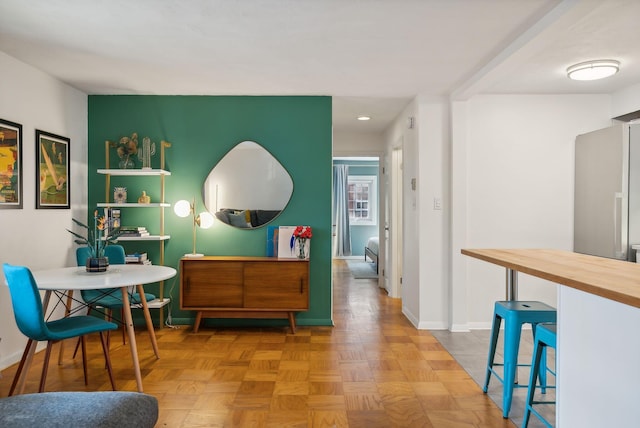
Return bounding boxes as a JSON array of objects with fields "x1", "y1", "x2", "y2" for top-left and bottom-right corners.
[
  {"x1": 36, "y1": 129, "x2": 70, "y2": 209},
  {"x1": 0, "y1": 118, "x2": 23, "y2": 209}
]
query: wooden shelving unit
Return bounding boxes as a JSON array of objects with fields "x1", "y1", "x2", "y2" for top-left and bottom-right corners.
[{"x1": 97, "y1": 140, "x2": 172, "y2": 327}]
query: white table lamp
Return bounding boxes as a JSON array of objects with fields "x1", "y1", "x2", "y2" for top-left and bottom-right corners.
[{"x1": 174, "y1": 198, "x2": 213, "y2": 257}]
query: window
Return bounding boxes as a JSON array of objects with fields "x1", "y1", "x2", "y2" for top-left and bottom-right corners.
[{"x1": 347, "y1": 175, "x2": 377, "y2": 226}]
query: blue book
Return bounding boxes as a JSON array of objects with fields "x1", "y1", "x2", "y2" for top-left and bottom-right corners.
[{"x1": 266, "y1": 225, "x2": 279, "y2": 257}]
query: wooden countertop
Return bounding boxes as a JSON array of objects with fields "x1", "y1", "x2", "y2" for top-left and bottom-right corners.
[{"x1": 461, "y1": 248, "x2": 640, "y2": 309}]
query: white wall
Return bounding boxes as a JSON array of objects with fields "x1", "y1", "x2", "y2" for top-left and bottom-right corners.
[
  {"x1": 415, "y1": 100, "x2": 449, "y2": 329},
  {"x1": 0, "y1": 52, "x2": 87, "y2": 369},
  {"x1": 333, "y1": 130, "x2": 385, "y2": 155},
  {"x1": 346, "y1": 93, "x2": 619, "y2": 333},
  {"x1": 612, "y1": 82, "x2": 640, "y2": 119},
  {"x1": 451, "y1": 94, "x2": 612, "y2": 329},
  {"x1": 383, "y1": 101, "x2": 421, "y2": 323}
]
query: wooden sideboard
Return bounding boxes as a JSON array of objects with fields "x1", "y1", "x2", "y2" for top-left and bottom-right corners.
[{"x1": 179, "y1": 256, "x2": 309, "y2": 333}]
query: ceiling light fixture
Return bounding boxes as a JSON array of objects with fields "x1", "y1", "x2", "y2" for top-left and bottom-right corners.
[
  {"x1": 567, "y1": 59, "x2": 620, "y2": 81},
  {"x1": 357, "y1": 116, "x2": 371, "y2": 121}
]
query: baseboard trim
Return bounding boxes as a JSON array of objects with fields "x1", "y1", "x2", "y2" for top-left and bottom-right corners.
[{"x1": 419, "y1": 321, "x2": 449, "y2": 330}]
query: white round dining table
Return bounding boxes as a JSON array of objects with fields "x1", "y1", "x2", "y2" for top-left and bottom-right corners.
[
  {"x1": 26, "y1": 264, "x2": 177, "y2": 393},
  {"x1": 33, "y1": 264, "x2": 176, "y2": 290}
]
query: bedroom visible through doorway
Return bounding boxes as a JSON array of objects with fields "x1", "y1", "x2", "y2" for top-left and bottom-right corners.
[{"x1": 332, "y1": 156, "x2": 382, "y2": 287}]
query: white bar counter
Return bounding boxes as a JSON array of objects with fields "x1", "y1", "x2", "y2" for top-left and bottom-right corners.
[{"x1": 462, "y1": 249, "x2": 640, "y2": 427}]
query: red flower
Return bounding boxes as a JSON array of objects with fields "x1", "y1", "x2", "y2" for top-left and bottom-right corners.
[{"x1": 293, "y1": 226, "x2": 312, "y2": 239}]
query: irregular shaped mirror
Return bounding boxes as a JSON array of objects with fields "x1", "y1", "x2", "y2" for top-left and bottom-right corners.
[{"x1": 203, "y1": 141, "x2": 293, "y2": 229}]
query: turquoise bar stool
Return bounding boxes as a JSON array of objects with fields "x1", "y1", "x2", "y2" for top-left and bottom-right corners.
[
  {"x1": 522, "y1": 322, "x2": 557, "y2": 428},
  {"x1": 483, "y1": 301, "x2": 557, "y2": 418}
]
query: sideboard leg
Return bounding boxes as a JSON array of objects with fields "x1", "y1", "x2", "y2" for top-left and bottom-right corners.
[
  {"x1": 193, "y1": 311, "x2": 203, "y2": 333},
  {"x1": 288, "y1": 312, "x2": 297, "y2": 334}
]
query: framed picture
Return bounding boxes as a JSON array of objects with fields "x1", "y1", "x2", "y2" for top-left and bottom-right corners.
[
  {"x1": 36, "y1": 129, "x2": 70, "y2": 209},
  {"x1": 0, "y1": 118, "x2": 23, "y2": 209}
]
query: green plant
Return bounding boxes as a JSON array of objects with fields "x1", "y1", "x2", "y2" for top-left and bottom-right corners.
[{"x1": 67, "y1": 210, "x2": 121, "y2": 258}]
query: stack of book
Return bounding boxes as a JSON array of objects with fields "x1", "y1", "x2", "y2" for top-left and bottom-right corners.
[
  {"x1": 125, "y1": 252, "x2": 151, "y2": 265},
  {"x1": 102, "y1": 207, "x2": 121, "y2": 236},
  {"x1": 119, "y1": 226, "x2": 150, "y2": 238}
]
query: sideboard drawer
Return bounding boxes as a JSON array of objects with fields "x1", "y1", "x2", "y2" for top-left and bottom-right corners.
[
  {"x1": 244, "y1": 262, "x2": 309, "y2": 309},
  {"x1": 181, "y1": 261, "x2": 243, "y2": 308}
]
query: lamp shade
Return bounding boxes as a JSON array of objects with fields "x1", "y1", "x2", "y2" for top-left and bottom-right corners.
[
  {"x1": 567, "y1": 60, "x2": 619, "y2": 81},
  {"x1": 199, "y1": 211, "x2": 214, "y2": 229},
  {"x1": 174, "y1": 199, "x2": 191, "y2": 217}
]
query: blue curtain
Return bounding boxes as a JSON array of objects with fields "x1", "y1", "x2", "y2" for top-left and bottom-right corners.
[{"x1": 333, "y1": 165, "x2": 351, "y2": 256}]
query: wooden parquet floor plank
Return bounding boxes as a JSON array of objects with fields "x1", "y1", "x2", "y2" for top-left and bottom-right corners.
[{"x1": 0, "y1": 260, "x2": 513, "y2": 427}]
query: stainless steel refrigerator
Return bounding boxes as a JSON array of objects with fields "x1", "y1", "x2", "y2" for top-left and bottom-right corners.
[{"x1": 574, "y1": 122, "x2": 640, "y2": 261}]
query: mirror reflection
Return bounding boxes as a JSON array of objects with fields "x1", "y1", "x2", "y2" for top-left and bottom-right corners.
[{"x1": 203, "y1": 141, "x2": 293, "y2": 228}]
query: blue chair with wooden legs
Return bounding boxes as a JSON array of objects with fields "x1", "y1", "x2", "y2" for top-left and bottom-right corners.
[
  {"x1": 74, "y1": 245, "x2": 155, "y2": 351},
  {"x1": 3, "y1": 263, "x2": 118, "y2": 394},
  {"x1": 483, "y1": 301, "x2": 557, "y2": 418},
  {"x1": 522, "y1": 322, "x2": 556, "y2": 428}
]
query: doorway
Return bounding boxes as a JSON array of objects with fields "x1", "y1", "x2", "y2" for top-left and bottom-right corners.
[{"x1": 332, "y1": 156, "x2": 384, "y2": 289}]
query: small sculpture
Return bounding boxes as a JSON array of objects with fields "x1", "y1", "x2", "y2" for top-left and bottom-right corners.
[
  {"x1": 138, "y1": 137, "x2": 156, "y2": 169},
  {"x1": 138, "y1": 191, "x2": 151, "y2": 204},
  {"x1": 114, "y1": 186, "x2": 127, "y2": 203}
]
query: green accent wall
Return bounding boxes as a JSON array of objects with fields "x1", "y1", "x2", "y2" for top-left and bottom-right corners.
[{"x1": 88, "y1": 96, "x2": 333, "y2": 327}]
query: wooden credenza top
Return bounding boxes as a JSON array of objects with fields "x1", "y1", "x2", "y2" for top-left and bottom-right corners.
[{"x1": 462, "y1": 248, "x2": 640, "y2": 309}]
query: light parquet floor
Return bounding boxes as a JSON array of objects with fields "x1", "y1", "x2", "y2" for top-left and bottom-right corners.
[{"x1": 0, "y1": 260, "x2": 514, "y2": 427}]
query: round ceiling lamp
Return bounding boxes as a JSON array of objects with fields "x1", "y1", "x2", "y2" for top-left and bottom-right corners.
[{"x1": 567, "y1": 59, "x2": 620, "y2": 81}]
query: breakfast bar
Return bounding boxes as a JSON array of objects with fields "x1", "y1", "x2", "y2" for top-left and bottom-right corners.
[{"x1": 462, "y1": 249, "x2": 640, "y2": 427}]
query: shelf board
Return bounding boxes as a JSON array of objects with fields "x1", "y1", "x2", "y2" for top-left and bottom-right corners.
[
  {"x1": 97, "y1": 168, "x2": 171, "y2": 176},
  {"x1": 97, "y1": 202, "x2": 170, "y2": 208},
  {"x1": 143, "y1": 298, "x2": 171, "y2": 309},
  {"x1": 116, "y1": 235, "x2": 170, "y2": 241}
]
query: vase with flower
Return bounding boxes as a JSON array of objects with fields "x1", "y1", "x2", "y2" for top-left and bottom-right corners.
[
  {"x1": 110, "y1": 133, "x2": 139, "y2": 169},
  {"x1": 67, "y1": 210, "x2": 121, "y2": 272},
  {"x1": 291, "y1": 226, "x2": 312, "y2": 259}
]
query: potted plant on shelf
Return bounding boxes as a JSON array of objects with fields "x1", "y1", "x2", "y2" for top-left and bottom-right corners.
[{"x1": 67, "y1": 210, "x2": 121, "y2": 272}]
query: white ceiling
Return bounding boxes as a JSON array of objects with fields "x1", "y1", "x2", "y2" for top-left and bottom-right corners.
[{"x1": 1, "y1": 0, "x2": 638, "y2": 132}]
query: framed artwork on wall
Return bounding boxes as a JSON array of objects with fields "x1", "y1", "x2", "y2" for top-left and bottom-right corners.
[
  {"x1": 36, "y1": 129, "x2": 70, "y2": 209},
  {"x1": 0, "y1": 118, "x2": 23, "y2": 209}
]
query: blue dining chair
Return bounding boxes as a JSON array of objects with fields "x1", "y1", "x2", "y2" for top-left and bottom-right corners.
[
  {"x1": 3, "y1": 263, "x2": 118, "y2": 395},
  {"x1": 75, "y1": 245, "x2": 155, "y2": 350}
]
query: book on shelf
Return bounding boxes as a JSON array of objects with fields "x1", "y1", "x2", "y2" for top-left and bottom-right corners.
[
  {"x1": 102, "y1": 207, "x2": 112, "y2": 235},
  {"x1": 121, "y1": 226, "x2": 147, "y2": 231},
  {"x1": 125, "y1": 252, "x2": 148, "y2": 263},
  {"x1": 101, "y1": 207, "x2": 121, "y2": 235},
  {"x1": 119, "y1": 226, "x2": 150, "y2": 237},
  {"x1": 111, "y1": 209, "x2": 121, "y2": 229}
]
